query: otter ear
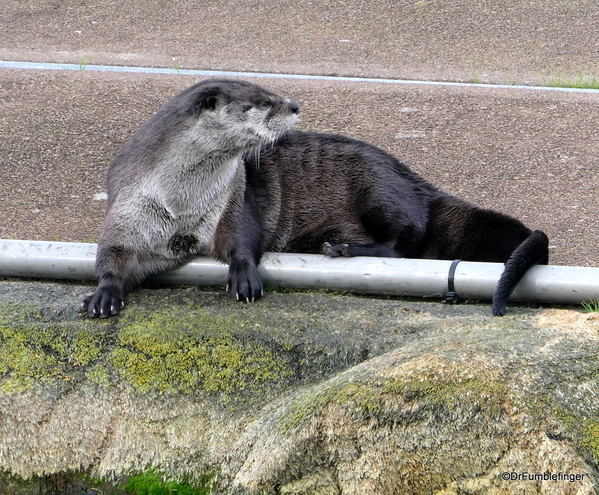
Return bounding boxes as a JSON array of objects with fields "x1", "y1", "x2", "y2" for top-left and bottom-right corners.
[
  {"x1": 204, "y1": 95, "x2": 219, "y2": 111},
  {"x1": 190, "y1": 90, "x2": 220, "y2": 116}
]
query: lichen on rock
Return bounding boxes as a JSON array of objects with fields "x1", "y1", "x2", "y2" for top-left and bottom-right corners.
[
  {"x1": 111, "y1": 310, "x2": 292, "y2": 395},
  {"x1": 0, "y1": 281, "x2": 598, "y2": 494}
]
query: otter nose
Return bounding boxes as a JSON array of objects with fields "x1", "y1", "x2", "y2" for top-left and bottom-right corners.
[{"x1": 288, "y1": 100, "x2": 299, "y2": 114}]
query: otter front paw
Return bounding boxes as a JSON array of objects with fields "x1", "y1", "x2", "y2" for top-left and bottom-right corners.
[
  {"x1": 322, "y1": 242, "x2": 350, "y2": 257},
  {"x1": 227, "y1": 259, "x2": 264, "y2": 303},
  {"x1": 82, "y1": 285, "x2": 125, "y2": 318}
]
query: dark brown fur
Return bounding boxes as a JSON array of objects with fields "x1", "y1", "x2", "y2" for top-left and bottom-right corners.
[{"x1": 226, "y1": 131, "x2": 548, "y2": 316}]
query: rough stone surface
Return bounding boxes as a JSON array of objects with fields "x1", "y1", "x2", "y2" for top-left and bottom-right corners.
[{"x1": 0, "y1": 280, "x2": 597, "y2": 493}]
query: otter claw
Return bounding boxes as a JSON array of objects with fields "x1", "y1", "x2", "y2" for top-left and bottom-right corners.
[
  {"x1": 322, "y1": 242, "x2": 347, "y2": 257},
  {"x1": 82, "y1": 285, "x2": 125, "y2": 319},
  {"x1": 227, "y1": 259, "x2": 264, "y2": 304}
]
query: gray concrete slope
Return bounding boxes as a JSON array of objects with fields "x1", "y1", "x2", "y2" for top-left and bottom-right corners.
[{"x1": 2, "y1": 0, "x2": 599, "y2": 85}]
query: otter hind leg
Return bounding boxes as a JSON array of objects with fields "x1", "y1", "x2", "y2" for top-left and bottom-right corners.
[
  {"x1": 322, "y1": 241, "x2": 397, "y2": 258},
  {"x1": 321, "y1": 212, "x2": 424, "y2": 259},
  {"x1": 492, "y1": 229, "x2": 549, "y2": 316}
]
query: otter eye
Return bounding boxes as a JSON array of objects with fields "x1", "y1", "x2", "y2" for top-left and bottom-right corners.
[{"x1": 260, "y1": 101, "x2": 271, "y2": 108}]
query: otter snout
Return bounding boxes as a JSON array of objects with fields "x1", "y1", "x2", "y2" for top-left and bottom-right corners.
[
  {"x1": 265, "y1": 97, "x2": 300, "y2": 133},
  {"x1": 287, "y1": 99, "x2": 299, "y2": 114}
]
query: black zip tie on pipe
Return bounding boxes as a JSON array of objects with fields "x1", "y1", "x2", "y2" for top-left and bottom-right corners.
[{"x1": 445, "y1": 259, "x2": 462, "y2": 304}]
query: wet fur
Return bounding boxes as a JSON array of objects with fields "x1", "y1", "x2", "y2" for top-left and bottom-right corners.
[
  {"x1": 231, "y1": 131, "x2": 549, "y2": 316},
  {"x1": 82, "y1": 79, "x2": 298, "y2": 317}
]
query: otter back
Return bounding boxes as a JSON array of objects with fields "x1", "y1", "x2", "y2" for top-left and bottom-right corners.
[{"x1": 233, "y1": 131, "x2": 549, "y2": 316}]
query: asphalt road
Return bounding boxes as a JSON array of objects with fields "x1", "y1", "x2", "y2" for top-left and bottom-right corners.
[{"x1": 1, "y1": 1, "x2": 598, "y2": 267}]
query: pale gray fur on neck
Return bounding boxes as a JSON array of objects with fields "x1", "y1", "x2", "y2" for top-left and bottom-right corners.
[
  {"x1": 102, "y1": 96, "x2": 297, "y2": 257},
  {"x1": 106, "y1": 130, "x2": 244, "y2": 257}
]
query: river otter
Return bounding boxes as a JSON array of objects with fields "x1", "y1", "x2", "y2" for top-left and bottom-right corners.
[
  {"x1": 82, "y1": 79, "x2": 299, "y2": 318},
  {"x1": 228, "y1": 131, "x2": 549, "y2": 316}
]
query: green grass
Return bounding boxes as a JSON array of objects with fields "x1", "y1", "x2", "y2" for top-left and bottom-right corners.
[
  {"x1": 123, "y1": 469, "x2": 211, "y2": 495},
  {"x1": 581, "y1": 299, "x2": 599, "y2": 313},
  {"x1": 544, "y1": 72, "x2": 599, "y2": 90},
  {"x1": 172, "y1": 57, "x2": 181, "y2": 74},
  {"x1": 464, "y1": 62, "x2": 599, "y2": 89},
  {"x1": 508, "y1": 66, "x2": 516, "y2": 86},
  {"x1": 468, "y1": 61, "x2": 480, "y2": 84},
  {"x1": 78, "y1": 56, "x2": 93, "y2": 70}
]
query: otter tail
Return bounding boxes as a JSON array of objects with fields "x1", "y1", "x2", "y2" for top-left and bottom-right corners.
[{"x1": 492, "y1": 229, "x2": 549, "y2": 316}]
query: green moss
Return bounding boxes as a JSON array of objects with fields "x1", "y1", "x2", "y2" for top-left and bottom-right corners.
[
  {"x1": 0, "y1": 336, "x2": 60, "y2": 393},
  {"x1": 580, "y1": 420, "x2": 599, "y2": 462},
  {"x1": 383, "y1": 377, "x2": 507, "y2": 418},
  {"x1": 87, "y1": 364, "x2": 110, "y2": 387},
  {"x1": 112, "y1": 310, "x2": 291, "y2": 395},
  {"x1": 334, "y1": 382, "x2": 383, "y2": 416},
  {"x1": 553, "y1": 408, "x2": 576, "y2": 429},
  {"x1": 555, "y1": 409, "x2": 599, "y2": 463},
  {"x1": 281, "y1": 375, "x2": 508, "y2": 432},
  {"x1": 123, "y1": 468, "x2": 212, "y2": 495},
  {"x1": 72, "y1": 332, "x2": 103, "y2": 365},
  {"x1": 0, "y1": 303, "x2": 42, "y2": 327},
  {"x1": 0, "y1": 468, "x2": 210, "y2": 495},
  {"x1": 0, "y1": 324, "x2": 66, "y2": 393},
  {"x1": 0, "y1": 303, "x2": 109, "y2": 393},
  {"x1": 0, "y1": 301, "x2": 293, "y2": 397},
  {"x1": 281, "y1": 381, "x2": 384, "y2": 431}
]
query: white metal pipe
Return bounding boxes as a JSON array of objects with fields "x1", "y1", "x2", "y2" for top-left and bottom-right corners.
[{"x1": 1, "y1": 239, "x2": 598, "y2": 305}]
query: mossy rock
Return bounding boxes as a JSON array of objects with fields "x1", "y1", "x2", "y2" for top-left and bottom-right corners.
[{"x1": 0, "y1": 280, "x2": 598, "y2": 494}]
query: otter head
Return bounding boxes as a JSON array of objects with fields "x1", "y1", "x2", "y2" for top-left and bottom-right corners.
[{"x1": 182, "y1": 79, "x2": 299, "y2": 153}]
